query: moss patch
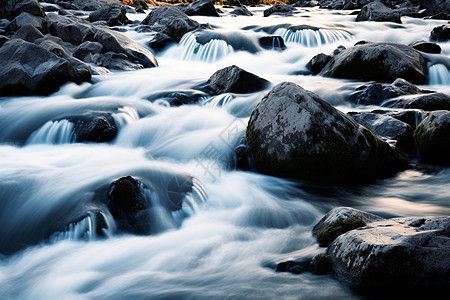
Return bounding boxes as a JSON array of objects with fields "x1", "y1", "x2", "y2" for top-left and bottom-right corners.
[{"x1": 317, "y1": 217, "x2": 366, "y2": 246}]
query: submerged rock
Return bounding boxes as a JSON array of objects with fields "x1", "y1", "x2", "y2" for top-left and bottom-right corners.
[
  {"x1": 245, "y1": 82, "x2": 409, "y2": 182},
  {"x1": 328, "y1": 215, "x2": 450, "y2": 292},
  {"x1": 207, "y1": 65, "x2": 270, "y2": 95},
  {"x1": 414, "y1": 110, "x2": 450, "y2": 165},
  {"x1": 356, "y1": 1, "x2": 401, "y2": 23},
  {"x1": 258, "y1": 36, "x2": 286, "y2": 50},
  {"x1": 319, "y1": 42, "x2": 428, "y2": 84}
]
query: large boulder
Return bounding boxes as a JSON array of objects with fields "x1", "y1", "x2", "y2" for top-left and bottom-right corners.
[
  {"x1": 7, "y1": 12, "x2": 45, "y2": 32},
  {"x1": 207, "y1": 65, "x2": 270, "y2": 95},
  {"x1": 383, "y1": 92, "x2": 450, "y2": 111},
  {"x1": 11, "y1": 24, "x2": 43, "y2": 43},
  {"x1": 430, "y1": 24, "x2": 450, "y2": 42},
  {"x1": 0, "y1": 39, "x2": 85, "y2": 96},
  {"x1": 313, "y1": 207, "x2": 384, "y2": 247},
  {"x1": 356, "y1": 1, "x2": 401, "y2": 23},
  {"x1": 320, "y1": 42, "x2": 428, "y2": 84},
  {"x1": 93, "y1": 26, "x2": 158, "y2": 68},
  {"x1": 0, "y1": 0, "x2": 44, "y2": 20},
  {"x1": 45, "y1": 13, "x2": 95, "y2": 44},
  {"x1": 328, "y1": 215, "x2": 450, "y2": 292},
  {"x1": 141, "y1": 6, "x2": 200, "y2": 42},
  {"x1": 263, "y1": 4, "x2": 295, "y2": 17},
  {"x1": 414, "y1": 110, "x2": 450, "y2": 165},
  {"x1": 89, "y1": 3, "x2": 129, "y2": 26},
  {"x1": 245, "y1": 82, "x2": 409, "y2": 182},
  {"x1": 182, "y1": 0, "x2": 220, "y2": 17},
  {"x1": 424, "y1": 0, "x2": 450, "y2": 16}
]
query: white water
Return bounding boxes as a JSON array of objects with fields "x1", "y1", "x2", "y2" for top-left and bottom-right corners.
[{"x1": 1, "y1": 6, "x2": 450, "y2": 299}]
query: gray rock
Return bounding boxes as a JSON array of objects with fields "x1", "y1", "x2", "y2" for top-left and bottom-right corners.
[
  {"x1": 89, "y1": 3, "x2": 129, "y2": 26},
  {"x1": 7, "y1": 12, "x2": 45, "y2": 32},
  {"x1": 148, "y1": 32, "x2": 175, "y2": 52},
  {"x1": 231, "y1": 6, "x2": 253, "y2": 16},
  {"x1": 0, "y1": 0, "x2": 44, "y2": 21},
  {"x1": 356, "y1": 1, "x2": 401, "y2": 23},
  {"x1": 307, "y1": 53, "x2": 332, "y2": 74},
  {"x1": 263, "y1": 4, "x2": 295, "y2": 17},
  {"x1": 313, "y1": 207, "x2": 384, "y2": 246},
  {"x1": 182, "y1": 0, "x2": 219, "y2": 17},
  {"x1": 320, "y1": 42, "x2": 428, "y2": 84},
  {"x1": 430, "y1": 24, "x2": 450, "y2": 42},
  {"x1": 246, "y1": 82, "x2": 409, "y2": 182},
  {"x1": 328, "y1": 215, "x2": 450, "y2": 291},
  {"x1": 93, "y1": 26, "x2": 158, "y2": 68},
  {"x1": 11, "y1": 24, "x2": 43, "y2": 42},
  {"x1": 73, "y1": 41, "x2": 104, "y2": 62},
  {"x1": 424, "y1": 0, "x2": 450, "y2": 16},
  {"x1": 45, "y1": 13, "x2": 95, "y2": 44},
  {"x1": 414, "y1": 110, "x2": 450, "y2": 165},
  {"x1": 141, "y1": 6, "x2": 200, "y2": 42},
  {"x1": 409, "y1": 40, "x2": 441, "y2": 54},
  {"x1": 207, "y1": 65, "x2": 270, "y2": 95},
  {"x1": 0, "y1": 39, "x2": 85, "y2": 96},
  {"x1": 98, "y1": 51, "x2": 145, "y2": 71},
  {"x1": 382, "y1": 92, "x2": 450, "y2": 111}
]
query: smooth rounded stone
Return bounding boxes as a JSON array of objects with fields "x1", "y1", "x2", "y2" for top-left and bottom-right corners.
[
  {"x1": 231, "y1": 6, "x2": 253, "y2": 16},
  {"x1": 71, "y1": 114, "x2": 118, "y2": 143},
  {"x1": 93, "y1": 26, "x2": 158, "y2": 68},
  {"x1": 350, "y1": 112, "x2": 414, "y2": 153},
  {"x1": 414, "y1": 110, "x2": 450, "y2": 165},
  {"x1": 327, "y1": 215, "x2": 450, "y2": 292},
  {"x1": 207, "y1": 65, "x2": 270, "y2": 95},
  {"x1": 246, "y1": 82, "x2": 409, "y2": 182},
  {"x1": 7, "y1": 12, "x2": 45, "y2": 32},
  {"x1": 313, "y1": 207, "x2": 384, "y2": 247},
  {"x1": 350, "y1": 78, "x2": 428, "y2": 106},
  {"x1": 182, "y1": 0, "x2": 219, "y2": 17},
  {"x1": 409, "y1": 40, "x2": 441, "y2": 54},
  {"x1": 307, "y1": 53, "x2": 332, "y2": 74},
  {"x1": 258, "y1": 36, "x2": 286, "y2": 50},
  {"x1": 263, "y1": 4, "x2": 295, "y2": 17},
  {"x1": 382, "y1": 92, "x2": 450, "y2": 111},
  {"x1": 319, "y1": 42, "x2": 428, "y2": 84},
  {"x1": 45, "y1": 13, "x2": 95, "y2": 44},
  {"x1": 356, "y1": 1, "x2": 401, "y2": 23},
  {"x1": 11, "y1": 24, "x2": 43, "y2": 43},
  {"x1": 148, "y1": 32, "x2": 175, "y2": 52},
  {"x1": 141, "y1": 6, "x2": 200, "y2": 43},
  {"x1": 430, "y1": 24, "x2": 450, "y2": 42},
  {"x1": 0, "y1": 39, "x2": 84, "y2": 96},
  {"x1": 107, "y1": 176, "x2": 151, "y2": 234},
  {"x1": 73, "y1": 41, "x2": 104, "y2": 62},
  {"x1": 89, "y1": 3, "x2": 129, "y2": 26},
  {"x1": 0, "y1": 0, "x2": 44, "y2": 21}
]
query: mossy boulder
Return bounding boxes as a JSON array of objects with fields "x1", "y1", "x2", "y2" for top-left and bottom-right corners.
[
  {"x1": 313, "y1": 207, "x2": 384, "y2": 246},
  {"x1": 328, "y1": 216, "x2": 450, "y2": 292},
  {"x1": 245, "y1": 82, "x2": 409, "y2": 182},
  {"x1": 414, "y1": 110, "x2": 450, "y2": 165}
]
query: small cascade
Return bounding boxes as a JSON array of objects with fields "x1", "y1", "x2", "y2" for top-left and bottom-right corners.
[
  {"x1": 203, "y1": 94, "x2": 235, "y2": 108},
  {"x1": 50, "y1": 210, "x2": 115, "y2": 243},
  {"x1": 179, "y1": 32, "x2": 234, "y2": 62},
  {"x1": 428, "y1": 64, "x2": 450, "y2": 85},
  {"x1": 112, "y1": 106, "x2": 140, "y2": 129},
  {"x1": 26, "y1": 119, "x2": 74, "y2": 145},
  {"x1": 274, "y1": 28, "x2": 351, "y2": 46}
]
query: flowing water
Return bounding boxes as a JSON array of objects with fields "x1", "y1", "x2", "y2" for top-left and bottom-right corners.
[{"x1": 1, "y1": 6, "x2": 450, "y2": 299}]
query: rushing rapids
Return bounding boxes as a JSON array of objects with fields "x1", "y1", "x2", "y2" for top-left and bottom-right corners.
[{"x1": 0, "y1": 3, "x2": 450, "y2": 299}]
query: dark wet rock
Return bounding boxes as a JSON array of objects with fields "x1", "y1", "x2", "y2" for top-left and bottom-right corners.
[
  {"x1": 148, "y1": 32, "x2": 175, "y2": 52},
  {"x1": 7, "y1": 12, "x2": 45, "y2": 32},
  {"x1": 71, "y1": 114, "x2": 118, "y2": 143},
  {"x1": 383, "y1": 92, "x2": 450, "y2": 111},
  {"x1": 207, "y1": 65, "x2": 270, "y2": 95},
  {"x1": 231, "y1": 6, "x2": 253, "y2": 16},
  {"x1": 183, "y1": 0, "x2": 219, "y2": 17},
  {"x1": 11, "y1": 24, "x2": 43, "y2": 42},
  {"x1": 45, "y1": 13, "x2": 95, "y2": 44},
  {"x1": 0, "y1": 0, "x2": 44, "y2": 21},
  {"x1": 89, "y1": 3, "x2": 129, "y2": 26},
  {"x1": 0, "y1": 34, "x2": 8, "y2": 47},
  {"x1": 146, "y1": 90, "x2": 208, "y2": 106},
  {"x1": 98, "y1": 51, "x2": 145, "y2": 71},
  {"x1": 350, "y1": 78, "x2": 429, "y2": 106},
  {"x1": 293, "y1": 0, "x2": 319, "y2": 7},
  {"x1": 73, "y1": 41, "x2": 104, "y2": 62},
  {"x1": 307, "y1": 53, "x2": 332, "y2": 74},
  {"x1": 380, "y1": 109, "x2": 426, "y2": 129},
  {"x1": 350, "y1": 112, "x2": 415, "y2": 153},
  {"x1": 319, "y1": 42, "x2": 428, "y2": 84},
  {"x1": 430, "y1": 24, "x2": 450, "y2": 42},
  {"x1": 356, "y1": 1, "x2": 401, "y2": 23},
  {"x1": 276, "y1": 259, "x2": 311, "y2": 274},
  {"x1": 258, "y1": 36, "x2": 286, "y2": 50},
  {"x1": 263, "y1": 4, "x2": 295, "y2": 17},
  {"x1": 414, "y1": 110, "x2": 450, "y2": 165},
  {"x1": 313, "y1": 207, "x2": 383, "y2": 247},
  {"x1": 409, "y1": 40, "x2": 441, "y2": 54},
  {"x1": 107, "y1": 176, "x2": 151, "y2": 234},
  {"x1": 93, "y1": 26, "x2": 158, "y2": 68},
  {"x1": 310, "y1": 254, "x2": 333, "y2": 275},
  {"x1": 424, "y1": 0, "x2": 450, "y2": 16},
  {"x1": 69, "y1": 0, "x2": 111, "y2": 11},
  {"x1": 328, "y1": 215, "x2": 450, "y2": 292},
  {"x1": 246, "y1": 82, "x2": 409, "y2": 182},
  {"x1": 141, "y1": 6, "x2": 200, "y2": 43},
  {"x1": 0, "y1": 39, "x2": 85, "y2": 96}
]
